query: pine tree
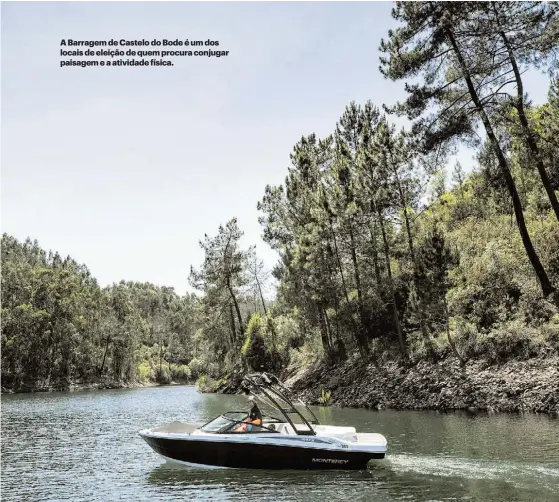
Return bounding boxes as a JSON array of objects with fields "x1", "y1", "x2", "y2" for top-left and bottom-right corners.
[{"x1": 379, "y1": 1, "x2": 556, "y2": 300}]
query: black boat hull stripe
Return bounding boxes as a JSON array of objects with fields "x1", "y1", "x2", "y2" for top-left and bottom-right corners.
[{"x1": 141, "y1": 435, "x2": 385, "y2": 470}]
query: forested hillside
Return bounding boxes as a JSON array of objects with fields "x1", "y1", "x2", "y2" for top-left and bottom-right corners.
[
  {"x1": 1, "y1": 236, "x2": 202, "y2": 390},
  {"x1": 2, "y1": 2, "x2": 558, "y2": 397}
]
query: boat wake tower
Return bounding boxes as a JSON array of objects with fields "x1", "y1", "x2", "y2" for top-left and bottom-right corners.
[{"x1": 240, "y1": 372, "x2": 321, "y2": 435}]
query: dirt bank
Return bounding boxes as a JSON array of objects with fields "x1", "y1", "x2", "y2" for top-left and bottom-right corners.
[{"x1": 286, "y1": 355, "x2": 559, "y2": 415}]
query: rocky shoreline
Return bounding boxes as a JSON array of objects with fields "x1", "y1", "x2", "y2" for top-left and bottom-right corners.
[
  {"x1": 5, "y1": 356, "x2": 558, "y2": 416},
  {"x1": 285, "y1": 355, "x2": 559, "y2": 416}
]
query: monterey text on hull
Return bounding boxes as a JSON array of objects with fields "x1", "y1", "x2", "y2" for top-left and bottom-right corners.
[{"x1": 139, "y1": 372, "x2": 388, "y2": 470}]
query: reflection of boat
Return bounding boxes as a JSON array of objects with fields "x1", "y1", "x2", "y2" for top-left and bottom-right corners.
[{"x1": 139, "y1": 372, "x2": 387, "y2": 470}]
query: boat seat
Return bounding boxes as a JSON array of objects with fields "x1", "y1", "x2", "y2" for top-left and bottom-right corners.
[
  {"x1": 273, "y1": 423, "x2": 293, "y2": 434},
  {"x1": 338, "y1": 431, "x2": 358, "y2": 442}
]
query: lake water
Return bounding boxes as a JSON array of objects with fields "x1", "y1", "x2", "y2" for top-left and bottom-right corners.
[{"x1": 1, "y1": 385, "x2": 558, "y2": 501}]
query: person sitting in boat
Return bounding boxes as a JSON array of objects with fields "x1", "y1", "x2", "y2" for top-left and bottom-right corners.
[
  {"x1": 248, "y1": 396, "x2": 263, "y2": 425},
  {"x1": 234, "y1": 396, "x2": 262, "y2": 432}
]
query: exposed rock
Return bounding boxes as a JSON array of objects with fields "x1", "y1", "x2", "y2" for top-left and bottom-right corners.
[{"x1": 289, "y1": 355, "x2": 559, "y2": 416}]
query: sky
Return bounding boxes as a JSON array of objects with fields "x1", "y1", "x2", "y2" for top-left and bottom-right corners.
[{"x1": 1, "y1": 1, "x2": 553, "y2": 296}]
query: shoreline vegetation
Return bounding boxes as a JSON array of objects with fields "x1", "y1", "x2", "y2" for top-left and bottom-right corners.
[
  {"x1": 0, "y1": 379, "x2": 191, "y2": 394},
  {"x1": 4, "y1": 355, "x2": 556, "y2": 417},
  {"x1": 2, "y1": 3, "x2": 559, "y2": 416}
]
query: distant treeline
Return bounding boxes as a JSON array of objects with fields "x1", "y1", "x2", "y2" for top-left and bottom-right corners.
[{"x1": 1, "y1": 235, "x2": 203, "y2": 390}]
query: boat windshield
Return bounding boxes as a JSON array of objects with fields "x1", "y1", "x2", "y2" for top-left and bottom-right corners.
[
  {"x1": 200, "y1": 413, "x2": 244, "y2": 433},
  {"x1": 200, "y1": 411, "x2": 282, "y2": 434}
]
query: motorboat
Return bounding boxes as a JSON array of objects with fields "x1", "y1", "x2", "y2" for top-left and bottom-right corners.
[{"x1": 138, "y1": 372, "x2": 387, "y2": 470}]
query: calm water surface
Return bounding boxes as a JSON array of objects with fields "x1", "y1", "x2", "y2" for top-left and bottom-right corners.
[{"x1": 1, "y1": 385, "x2": 558, "y2": 501}]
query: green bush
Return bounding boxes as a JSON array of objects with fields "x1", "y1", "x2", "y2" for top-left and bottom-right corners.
[
  {"x1": 457, "y1": 318, "x2": 550, "y2": 364},
  {"x1": 155, "y1": 365, "x2": 171, "y2": 384},
  {"x1": 242, "y1": 313, "x2": 279, "y2": 372},
  {"x1": 137, "y1": 361, "x2": 154, "y2": 383},
  {"x1": 169, "y1": 364, "x2": 191, "y2": 382},
  {"x1": 188, "y1": 358, "x2": 205, "y2": 380},
  {"x1": 448, "y1": 241, "x2": 523, "y2": 331},
  {"x1": 195, "y1": 375, "x2": 224, "y2": 393},
  {"x1": 539, "y1": 314, "x2": 559, "y2": 352},
  {"x1": 518, "y1": 284, "x2": 558, "y2": 327},
  {"x1": 317, "y1": 389, "x2": 332, "y2": 405},
  {"x1": 287, "y1": 335, "x2": 324, "y2": 372}
]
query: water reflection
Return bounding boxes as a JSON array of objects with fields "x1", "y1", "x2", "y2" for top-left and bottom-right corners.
[
  {"x1": 146, "y1": 458, "x2": 559, "y2": 502},
  {"x1": 1, "y1": 385, "x2": 559, "y2": 502}
]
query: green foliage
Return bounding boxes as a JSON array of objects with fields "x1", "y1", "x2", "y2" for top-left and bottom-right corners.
[
  {"x1": 241, "y1": 314, "x2": 260, "y2": 355},
  {"x1": 137, "y1": 362, "x2": 154, "y2": 383},
  {"x1": 242, "y1": 313, "x2": 280, "y2": 372},
  {"x1": 169, "y1": 364, "x2": 192, "y2": 382},
  {"x1": 456, "y1": 319, "x2": 551, "y2": 365},
  {"x1": 287, "y1": 334, "x2": 325, "y2": 371},
  {"x1": 1, "y1": 234, "x2": 200, "y2": 390},
  {"x1": 187, "y1": 358, "x2": 205, "y2": 380},
  {"x1": 154, "y1": 366, "x2": 171, "y2": 385},
  {"x1": 317, "y1": 389, "x2": 332, "y2": 406},
  {"x1": 195, "y1": 375, "x2": 224, "y2": 393},
  {"x1": 3, "y1": 5, "x2": 559, "y2": 392}
]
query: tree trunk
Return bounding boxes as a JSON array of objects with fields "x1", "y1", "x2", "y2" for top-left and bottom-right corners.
[
  {"x1": 389, "y1": 150, "x2": 435, "y2": 356},
  {"x1": 443, "y1": 298, "x2": 465, "y2": 366},
  {"x1": 348, "y1": 220, "x2": 369, "y2": 354},
  {"x1": 446, "y1": 27, "x2": 556, "y2": 299},
  {"x1": 318, "y1": 307, "x2": 332, "y2": 356},
  {"x1": 329, "y1": 219, "x2": 351, "y2": 304},
  {"x1": 376, "y1": 204, "x2": 406, "y2": 356},
  {"x1": 323, "y1": 308, "x2": 335, "y2": 349},
  {"x1": 327, "y1": 266, "x2": 344, "y2": 347},
  {"x1": 368, "y1": 221, "x2": 382, "y2": 285},
  {"x1": 495, "y1": 10, "x2": 559, "y2": 221},
  {"x1": 256, "y1": 281, "x2": 267, "y2": 316},
  {"x1": 99, "y1": 337, "x2": 110, "y2": 377},
  {"x1": 229, "y1": 303, "x2": 237, "y2": 347},
  {"x1": 227, "y1": 282, "x2": 245, "y2": 337},
  {"x1": 329, "y1": 219, "x2": 363, "y2": 353},
  {"x1": 255, "y1": 274, "x2": 277, "y2": 350}
]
